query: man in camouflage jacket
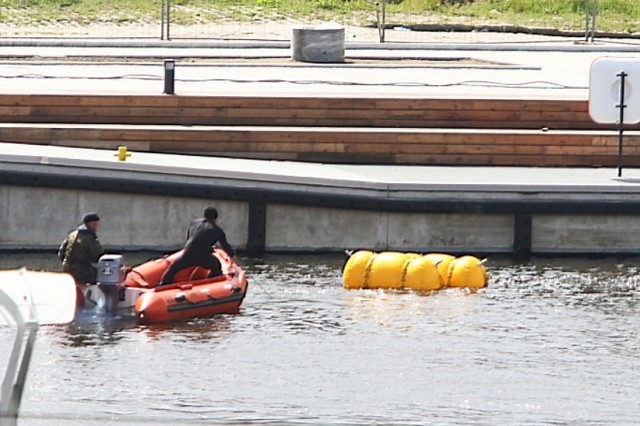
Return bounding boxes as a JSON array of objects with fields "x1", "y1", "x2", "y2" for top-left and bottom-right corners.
[{"x1": 58, "y1": 212, "x2": 105, "y2": 284}]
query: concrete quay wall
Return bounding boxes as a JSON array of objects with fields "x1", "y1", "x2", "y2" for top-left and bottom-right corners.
[
  {"x1": 3, "y1": 183, "x2": 640, "y2": 257},
  {"x1": 0, "y1": 185, "x2": 249, "y2": 251},
  {"x1": 0, "y1": 185, "x2": 513, "y2": 254}
]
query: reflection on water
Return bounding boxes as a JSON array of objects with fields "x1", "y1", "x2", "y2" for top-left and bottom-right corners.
[
  {"x1": 343, "y1": 288, "x2": 481, "y2": 335},
  {"x1": 0, "y1": 252, "x2": 639, "y2": 424}
]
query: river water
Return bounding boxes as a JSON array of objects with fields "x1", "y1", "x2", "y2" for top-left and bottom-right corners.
[{"x1": 1, "y1": 252, "x2": 639, "y2": 425}]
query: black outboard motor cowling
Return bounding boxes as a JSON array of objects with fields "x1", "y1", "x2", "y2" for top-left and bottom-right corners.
[{"x1": 97, "y1": 255, "x2": 126, "y2": 316}]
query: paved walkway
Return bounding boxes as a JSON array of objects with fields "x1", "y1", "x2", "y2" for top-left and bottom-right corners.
[
  {"x1": 3, "y1": 142, "x2": 640, "y2": 202},
  {"x1": 0, "y1": 36, "x2": 638, "y2": 98}
]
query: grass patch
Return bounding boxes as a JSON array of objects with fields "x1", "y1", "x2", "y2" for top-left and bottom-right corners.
[{"x1": 0, "y1": 0, "x2": 638, "y2": 33}]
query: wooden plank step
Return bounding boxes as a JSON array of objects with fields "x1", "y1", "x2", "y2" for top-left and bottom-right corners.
[
  {"x1": 0, "y1": 94, "x2": 636, "y2": 131},
  {"x1": 1, "y1": 122, "x2": 639, "y2": 167},
  {"x1": 0, "y1": 122, "x2": 635, "y2": 142}
]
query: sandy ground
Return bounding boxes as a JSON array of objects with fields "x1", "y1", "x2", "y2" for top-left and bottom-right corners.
[{"x1": 0, "y1": 19, "x2": 600, "y2": 44}]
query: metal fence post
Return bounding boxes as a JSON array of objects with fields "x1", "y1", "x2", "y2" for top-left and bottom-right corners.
[
  {"x1": 591, "y1": 0, "x2": 598, "y2": 42},
  {"x1": 166, "y1": 0, "x2": 171, "y2": 41},
  {"x1": 368, "y1": 0, "x2": 386, "y2": 43},
  {"x1": 160, "y1": 0, "x2": 165, "y2": 40},
  {"x1": 380, "y1": 0, "x2": 386, "y2": 43},
  {"x1": 585, "y1": 0, "x2": 598, "y2": 42},
  {"x1": 584, "y1": 0, "x2": 589, "y2": 41}
]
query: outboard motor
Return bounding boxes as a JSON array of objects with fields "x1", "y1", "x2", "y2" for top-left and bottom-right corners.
[{"x1": 97, "y1": 254, "x2": 126, "y2": 316}]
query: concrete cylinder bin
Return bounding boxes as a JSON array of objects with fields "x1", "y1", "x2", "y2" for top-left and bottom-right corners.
[{"x1": 291, "y1": 23, "x2": 345, "y2": 63}]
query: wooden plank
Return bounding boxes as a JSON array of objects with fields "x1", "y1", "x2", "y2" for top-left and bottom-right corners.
[
  {"x1": 2, "y1": 125, "x2": 638, "y2": 145},
  {"x1": 392, "y1": 153, "x2": 633, "y2": 167},
  {"x1": 0, "y1": 95, "x2": 176, "y2": 108},
  {"x1": 223, "y1": 107, "x2": 593, "y2": 124},
  {"x1": 0, "y1": 127, "x2": 53, "y2": 141},
  {"x1": 49, "y1": 140, "x2": 152, "y2": 150},
  {"x1": 0, "y1": 113, "x2": 607, "y2": 130},
  {"x1": 139, "y1": 140, "x2": 640, "y2": 157},
  {"x1": 5, "y1": 137, "x2": 638, "y2": 167},
  {"x1": 3, "y1": 94, "x2": 640, "y2": 131},
  {"x1": 0, "y1": 95, "x2": 83, "y2": 107},
  {"x1": 0, "y1": 107, "x2": 32, "y2": 117},
  {"x1": 296, "y1": 152, "x2": 396, "y2": 163},
  {"x1": 175, "y1": 96, "x2": 381, "y2": 110},
  {"x1": 374, "y1": 98, "x2": 587, "y2": 112},
  {"x1": 0, "y1": 95, "x2": 582, "y2": 111}
]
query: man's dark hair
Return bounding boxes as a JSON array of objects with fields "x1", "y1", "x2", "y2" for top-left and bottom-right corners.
[{"x1": 204, "y1": 207, "x2": 218, "y2": 221}]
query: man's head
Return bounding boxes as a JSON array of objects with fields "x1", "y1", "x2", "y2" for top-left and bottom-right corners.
[
  {"x1": 203, "y1": 207, "x2": 218, "y2": 222},
  {"x1": 82, "y1": 212, "x2": 100, "y2": 232}
]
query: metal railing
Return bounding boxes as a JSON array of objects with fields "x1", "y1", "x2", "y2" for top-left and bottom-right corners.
[{"x1": 0, "y1": 275, "x2": 39, "y2": 426}]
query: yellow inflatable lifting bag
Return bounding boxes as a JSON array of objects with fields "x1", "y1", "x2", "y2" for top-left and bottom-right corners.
[
  {"x1": 424, "y1": 253, "x2": 455, "y2": 285},
  {"x1": 342, "y1": 250, "x2": 374, "y2": 289},
  {"x1": 446, "y1": 255, "x2": 488, "y2": 288},
  {"x1": 367, "y1": 252, "x2": 407, "y2": 289},
  {"x1": 404, "y1": 256, "x2": 442, "y2": 291}
]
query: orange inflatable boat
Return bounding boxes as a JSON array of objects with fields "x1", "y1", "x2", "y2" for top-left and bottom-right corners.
[{"x1": 77, "y1": 248, "x2": 248, "y2": 324}]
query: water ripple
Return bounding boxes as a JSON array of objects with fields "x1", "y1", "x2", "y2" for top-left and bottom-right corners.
[{"x1": 2, "y1": 253, "x2": 640, "y2": 425}]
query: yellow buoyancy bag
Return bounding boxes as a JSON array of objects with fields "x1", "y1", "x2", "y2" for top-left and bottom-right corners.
[
  {"x1": 367, "y1": 252, "x2": 407, "y2": 289},
  {"x1": 446, "y1": 255, "x2": 488, "y2": 288},
  {"x1": 423, "y1": 253, "x2": 455, "y2": 285},
  {"x1": 404, "y1": 256, "x2": 442, "y2": 291},
  {"x1": 342, "y1": 251, "x2": 443, "y2": 290},
  {"x1": 343, "y1": 251, "x2": 488, "y2": 290},
  {"x1": 343, "y1": 250, "x2": 374, "y2": 289}
]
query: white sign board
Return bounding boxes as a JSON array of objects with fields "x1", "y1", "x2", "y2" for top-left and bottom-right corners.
[{"x1": 589, "y1": 57, "x2": 640, "y2": 124}]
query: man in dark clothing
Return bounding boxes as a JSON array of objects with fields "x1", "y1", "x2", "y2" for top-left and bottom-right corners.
[
  {"x1": 160, "y1": 207, "x2": 235, "y2": 285},
  {"x1": 58, "y1": 212, "x2": 105, "y2": 284}
]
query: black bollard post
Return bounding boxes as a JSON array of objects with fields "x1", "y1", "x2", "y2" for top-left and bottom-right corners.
[
  {"x1": 615, "y1": 71, "x2": 627, "y2": 177},
  {"x1": 163, "y1": 59, "x2": 175, "y2": 95}
]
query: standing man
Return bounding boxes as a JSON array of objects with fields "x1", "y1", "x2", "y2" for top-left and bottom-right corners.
[
  {"x1": 58, "y1": 212, "x2": 105, "y2": 284},
  {"x1": 160, "y1": 207, "x2": 235, "y2": 285}
]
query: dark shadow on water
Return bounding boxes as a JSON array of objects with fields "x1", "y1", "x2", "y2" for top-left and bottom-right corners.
[
  {"x1": 137, "y1": 314, "x2": 234, "y2": 343},
  {"x1": 54, "y1": 310, "x2": 237, "y2": 347},
  {"x1": 58, "y1": 312, "x2": 138, "y2": 347}
]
